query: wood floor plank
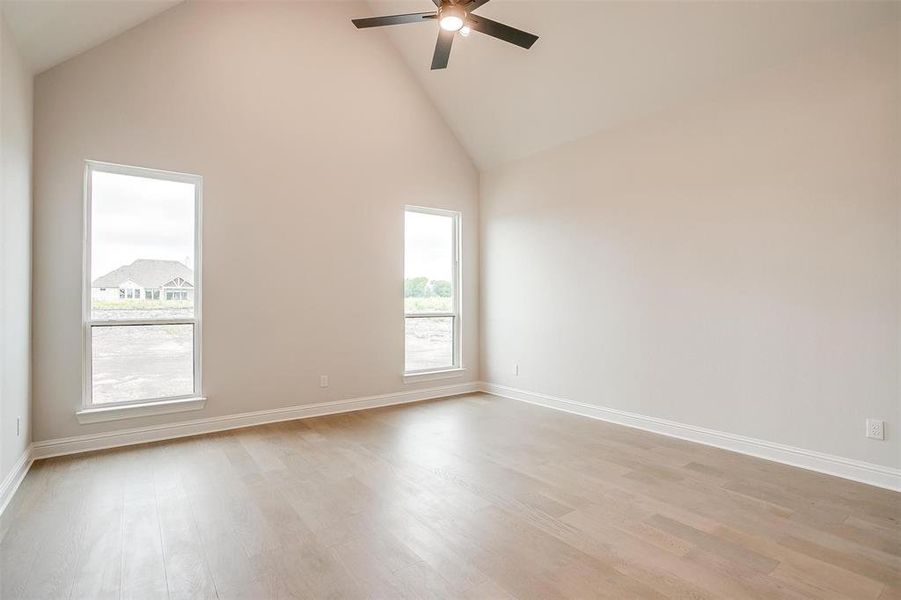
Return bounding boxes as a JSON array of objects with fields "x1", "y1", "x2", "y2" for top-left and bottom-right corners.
[
  {"x1": 68, "y1": 499, "x2": 123, "y2": 599},
  {"x1": 3, "y1": 394, "x2": 899, "y2": 599}
]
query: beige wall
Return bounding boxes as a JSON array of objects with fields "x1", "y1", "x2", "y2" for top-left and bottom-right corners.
[
  {"x1": 32, "y1": 1, "x2": 479, "y2": 442},
  {"x1": 480, "y1": 24, "x2": 900, "y2": 468},
  {"x1": 28, "y1": 0, "x2": 900, "y2": 473},
  {"x1": 0, "y1": 14, "x2": 33, "y2": 479}
]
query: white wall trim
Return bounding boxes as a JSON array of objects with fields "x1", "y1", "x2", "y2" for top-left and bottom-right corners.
[
  {"x1": 0, "y1": 446, "x2": 34, "y2": 517},
  {"x1": 480, "y1": 382, "x2": 901, "y2": 492},
  {"x1": 32, "y1": 382, "x2": 479, "y2": 460},
  {"x1": 76, "y1": 396, "x2": 207, "y2": 424},
  {"x1": 403, "y1": 368, "x2": 466, "y2": 384}
]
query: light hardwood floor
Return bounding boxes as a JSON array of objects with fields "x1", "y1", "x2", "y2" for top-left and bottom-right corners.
[{"x1": 1, "y1": 393, "x2": 899, "y2": 599}]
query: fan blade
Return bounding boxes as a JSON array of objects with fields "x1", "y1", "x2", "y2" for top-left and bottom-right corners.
[
  {"x1": 352, "y1": 12, "x2": 436, "y2": 28},
  {"x1": 464, "y1": 0, "x2": 490, "y2": 12},
  {"x1": 431, "y1": 28, "x2": 454, "y2": 70},
  {"x1": 466, "y1": 15, "x2": 538, "y2": 49}
]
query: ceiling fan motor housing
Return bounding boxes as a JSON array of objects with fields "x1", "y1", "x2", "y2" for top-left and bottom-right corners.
[{"x1": 438, "y1": 5, "x2": 467, "y2": 31}]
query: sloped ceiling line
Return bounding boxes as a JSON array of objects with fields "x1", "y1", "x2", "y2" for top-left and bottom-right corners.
[{"x1": 4, "y1": 0, "x2": 898, "y2": 170}]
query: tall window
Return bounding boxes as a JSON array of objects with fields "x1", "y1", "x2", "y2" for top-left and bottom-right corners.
[
  {"x1": 84, "y1": 161, "x2": 202, "y2": 406},
  {"x1": 404, "y1": 207, "x2": 460, "y2": 373}
]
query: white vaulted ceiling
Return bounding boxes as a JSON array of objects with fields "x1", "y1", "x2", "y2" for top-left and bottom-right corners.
[
  {"x1": 365, "y1": 0, "x2": 899, "y2": 168},
  {"x1": 1, "y1": 0, "x2": 181, "y2": 73},
  {"x1": 2, "y1": 0, "x2": 898, "y2": 168}
]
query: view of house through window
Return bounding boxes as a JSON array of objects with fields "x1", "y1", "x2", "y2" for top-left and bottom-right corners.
[
  {"x1": 86, "y1": 162, "x2": 201, "y2": 405},
  {"x1": 404, "y1": 207, "x2": 460, "y2": 373}
]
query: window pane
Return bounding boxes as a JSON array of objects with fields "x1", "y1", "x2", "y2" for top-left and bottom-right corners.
[
  {"x1": 91, "y1": 324, "x2": 194, "y2": 404},
  {"x1": 91, "y1": 170, "x2": 195, "y2": 321},
  {"x1": 404, "y1": 211, "x2": 454, "y2": 314},
  {"x1": 405, "y1": 317, "x2": 453, "y2": 372}
]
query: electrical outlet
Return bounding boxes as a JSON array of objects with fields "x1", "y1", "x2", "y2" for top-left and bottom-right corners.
[
  {"x1": 320, "y1": 375, "x2": 329, "y2": 388},
  {"x1": 513, "y1": 363, "x2": 519, "y2": 376},
  {"x1": 866, "y1": 419, "x2": 884, "y2": 440}
]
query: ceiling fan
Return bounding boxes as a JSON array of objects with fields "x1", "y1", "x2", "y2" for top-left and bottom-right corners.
[{"x1": 352, "y1": 0, "x2": 538, "y2": 70}]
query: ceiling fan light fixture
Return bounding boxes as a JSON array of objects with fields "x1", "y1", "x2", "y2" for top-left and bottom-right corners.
[
  {"x1": 351, "y1": 0, "x2": 539, "y2": 71},
  {"x1": 439, "y1": 5, "x2": 465, "y2": 31}
]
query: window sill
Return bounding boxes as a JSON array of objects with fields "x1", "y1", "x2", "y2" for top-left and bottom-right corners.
[
  {"x1": 76, "y1": 396, "x2": 207, "y2": 424},
  {"x1": 403, "y1": 368, "x2": 466, "y2": 384}
]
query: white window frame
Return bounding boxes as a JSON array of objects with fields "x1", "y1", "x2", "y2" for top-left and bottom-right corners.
[
  {"x1": 403, "y1": 205, "x2": 462, "y2": 376},
  {"x1": 81, "y1": 160, "x2": 204, "y2": 417}
]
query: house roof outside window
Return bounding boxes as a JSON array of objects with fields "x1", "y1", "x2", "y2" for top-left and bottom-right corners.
[{"x1": 92, "y1": 259, "x2": 194, "y2": 289}]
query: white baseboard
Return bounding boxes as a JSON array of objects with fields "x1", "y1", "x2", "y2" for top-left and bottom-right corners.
[
  {"x1": 0, "y1": 446, "x2": 33, "y2": 516},
  {"x1": 32, "y1": 381, "x2": 479, "y2": 460},
  {"x1": 21, "y1": 380, "x2": 900, "y2": 499},
  {"x1": 480, "y1": 382, "x2": 901, "y2": 492}
]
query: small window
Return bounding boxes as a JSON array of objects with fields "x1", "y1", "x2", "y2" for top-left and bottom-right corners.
[
  {"x1": 84, "y1": 161, "x2": 202, "y2": 407},
  {"x1": 404, "y1": 207, "x2": 460, "y2": 373}
]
